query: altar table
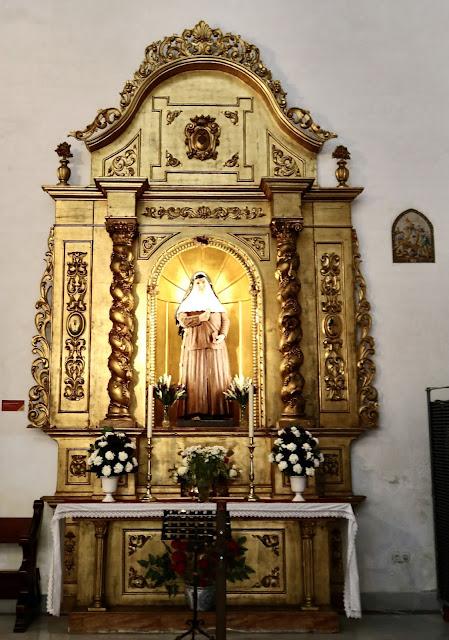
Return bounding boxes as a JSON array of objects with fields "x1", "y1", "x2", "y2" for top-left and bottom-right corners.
[{"x1": 47, "y1": 501, "x2": 361, "y2": 619}]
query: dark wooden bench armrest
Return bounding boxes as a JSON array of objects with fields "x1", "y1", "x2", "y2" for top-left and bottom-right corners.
[{"x1": 0, "y1": 499, "x2": 44, "y2": 632}]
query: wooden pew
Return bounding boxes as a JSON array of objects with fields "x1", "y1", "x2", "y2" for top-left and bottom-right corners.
[{"x1": 0, "y1": 499, "x2": 44, "y2": 632}]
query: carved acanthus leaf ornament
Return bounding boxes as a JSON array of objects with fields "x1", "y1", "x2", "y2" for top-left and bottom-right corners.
[
  {"x1": 29, "y1": 227, "x2": 54, "y2": 428},
  {"x1": 70, "y1": 21, "x2": 336, "y2": 144},
  {"x1": 352, "y1": 230, "x2": 379, "y2": 428},
  {"x1": 272, "y1": 145, "x2": 301, "y2": 177},
  {"x1": 144, "y1": 205, "x2": 264, "y2": 220}
]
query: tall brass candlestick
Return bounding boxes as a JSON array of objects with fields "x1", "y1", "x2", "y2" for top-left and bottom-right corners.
[
  {"x1": 140, "y1": 438, "x2": 157, "y2": 502},
  {"x1": 246, "y1": 436, "x2": 259, "y2": 501}
]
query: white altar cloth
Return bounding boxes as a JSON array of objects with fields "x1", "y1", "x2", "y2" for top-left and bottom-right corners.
[{"x1": 47, "y1": 501, "x2": 361, "y2": 618}]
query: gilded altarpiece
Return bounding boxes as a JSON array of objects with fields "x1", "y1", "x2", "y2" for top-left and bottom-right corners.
[{"x1": 29, "y1": 21, "x2": 378, "y2": 628}]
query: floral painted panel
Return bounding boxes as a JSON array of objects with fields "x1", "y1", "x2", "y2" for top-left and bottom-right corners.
[{"x1": 392, "y1": 209, "x2": 435, "y2": 263}]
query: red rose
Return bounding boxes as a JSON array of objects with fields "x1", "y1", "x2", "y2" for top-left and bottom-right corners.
[
  {"x1": 172, "y1": 550, "x2": 187, "y2": 563},
  {"x1": 172, "y1": 561, "x2": 186, "y2": 576},
  {"x1": 198, "y1": 556, "x2": 209, "y2": 570},
  {"x1": 226, "y1": 540, "x2": 240, "y2": 555},
  {"x1": 171, "y1": 539, "x2": 188, "y2": 552}
]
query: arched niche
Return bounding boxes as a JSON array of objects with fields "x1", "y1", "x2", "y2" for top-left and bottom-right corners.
[{"x1": 147, "y1": 237, "x2": 265, "y2": 428}]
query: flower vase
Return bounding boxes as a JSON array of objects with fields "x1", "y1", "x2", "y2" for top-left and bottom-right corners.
[
  {"x1": 162, "y1": 405, "x2": 170, "y2": 428},
  {"x1": 197, "y1": 482, "x2": 212, "y2": 502},
  {"x1": 290, "y1": 475, "x2": 306, "y2": 502},
  {"x1": 239, "y1": 402, "x2": 248, "y2": 429},
  {"x1": 101, "y1": 476, "x2": 118, "y2": 502},
  {"x1": 185, "y1": 584, "x2": 216, "y2": 611}
]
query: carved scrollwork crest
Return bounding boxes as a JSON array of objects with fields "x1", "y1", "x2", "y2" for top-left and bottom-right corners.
[
  {"x1": 185, "y1": 115, "x2": 221, "y2": 161},
  {"x1": 70, "y1": 21, "x2": 336, "y2": 145}
]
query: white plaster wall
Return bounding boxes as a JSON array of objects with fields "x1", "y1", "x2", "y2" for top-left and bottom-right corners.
[{"x1": 1, "y1": 0, "x2": 448, "y2": 602}]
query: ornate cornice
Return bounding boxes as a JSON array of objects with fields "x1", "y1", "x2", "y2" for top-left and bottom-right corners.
[{"x1": 69, "y1": 21, "x2": 336, "y2": 148}]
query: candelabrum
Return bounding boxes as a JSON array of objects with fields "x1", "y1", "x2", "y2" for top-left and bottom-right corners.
[
  {"x1": 246, "y1": 436, "x2": 259, "y2": 501},
  {"x1": 140, "y1": 438, "x2": 157, "y2": 502}
]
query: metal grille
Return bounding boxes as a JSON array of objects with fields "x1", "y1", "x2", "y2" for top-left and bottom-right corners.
[{"x1": 427, "y1": 388, "x2": 449, "y2": 604}]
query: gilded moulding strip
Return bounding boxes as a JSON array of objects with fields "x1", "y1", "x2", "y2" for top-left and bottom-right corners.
[
  {"x1": 69, "y1": 21, "x2": 336, "y2": 146},
  {"x1": 147, "y1": 236, "x2": 265, "y2": 428},
  {"x1": 352, "y1": 230, "x2": 379, "y2": 428},
  {"x1": 29, "y1": 227, "x2": 54, "y2": 428}
]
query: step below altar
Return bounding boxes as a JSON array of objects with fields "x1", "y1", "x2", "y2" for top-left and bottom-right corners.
[{"x1": 49, "y1": 502, "x2": 361, "y2": 633}]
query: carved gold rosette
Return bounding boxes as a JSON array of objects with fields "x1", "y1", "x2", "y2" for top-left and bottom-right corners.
[
  {"x1": 103, "y1": 218, "x2": 137, "y2": 425},
  {"x1": 320, "y1": 252, "x2": 347, "y2": 401},
  {"x1": 28, "y1": 227, "x2": 54, "y2": 428},
  {"x1": 70, "y1": 21, "x2": 336, "y2": 145},
  {"x1": 352, "y1": 230, "x2": 379, "y2": 427},
  {"x1": 270, "y1": 218, "x2": 305, "y2": 418}
]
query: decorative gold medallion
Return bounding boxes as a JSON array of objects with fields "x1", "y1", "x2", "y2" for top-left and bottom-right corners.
[{"x1": 185, "y1": 115, "x2": 221, "y2": 160}]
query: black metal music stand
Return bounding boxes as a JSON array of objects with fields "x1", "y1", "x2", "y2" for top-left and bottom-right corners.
[{"x1": 162, "y1": 508, "x2": 229, "y2": 640}]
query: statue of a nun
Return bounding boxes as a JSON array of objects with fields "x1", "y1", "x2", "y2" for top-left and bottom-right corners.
[{"x1": 176, "y1": 272, "x2": 231, "y2": 419}]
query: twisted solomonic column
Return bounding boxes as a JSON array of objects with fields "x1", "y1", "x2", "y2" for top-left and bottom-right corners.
[
  {"x1": 103, "y1": 218, "x2": 137, "y2": 426},
  {"x1": 270, "y1": 218, "x2": 305, "y2": 419}
]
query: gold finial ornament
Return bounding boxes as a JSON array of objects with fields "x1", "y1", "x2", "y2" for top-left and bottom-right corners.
[
  {"x1": 332, "y1": 145, "x2": 351, "y2": 187},
  {"x1": 55, "y1": 142, "x2": 73, "y2": 185}
]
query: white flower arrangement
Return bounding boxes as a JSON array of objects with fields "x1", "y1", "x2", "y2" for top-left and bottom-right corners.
[
  {"x1": 170, "y1": 444, "x2": 241, "y2": 489},
  {"x1": 154, "y1": 373, "x2": 186, "y2": 407},
  {"x1": 223, "y1": 374, "x2": 252, "y2": 406},
  {"x1": 269, "y1": 425, "x2": 323, "y2": 477},
  {"x1": 87, "y1": 428, "x2": 138, "y2": 478}
]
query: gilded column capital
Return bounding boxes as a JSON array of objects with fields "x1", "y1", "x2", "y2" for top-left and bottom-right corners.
[
  {"x1": 270, "y1": 217, "x2": 303, "y2": 239},
  {"x1": 105, "y1": 217, "x2": 137, "y2": 245}
]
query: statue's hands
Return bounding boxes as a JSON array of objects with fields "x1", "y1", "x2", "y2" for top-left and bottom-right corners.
[
  {"x1": 199, "y1": 310, "x2": 211, "y2": 322},
  {"x1": 215, "y1": 334, "x2": 225, "y2": 344}
]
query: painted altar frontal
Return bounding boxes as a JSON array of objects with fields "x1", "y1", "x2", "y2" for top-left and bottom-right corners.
[{"x1": 28, "y1": 21, "x2": 378, "y2": 622}]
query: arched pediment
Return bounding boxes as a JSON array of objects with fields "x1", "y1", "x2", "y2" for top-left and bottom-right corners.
[{"x1": 70, "y1": 21, "x2": 336, "y2": 153}]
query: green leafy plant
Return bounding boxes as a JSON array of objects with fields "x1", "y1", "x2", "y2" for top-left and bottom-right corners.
[{"x1": 138, "y1": 536, "x2": 254, "y2": 596}]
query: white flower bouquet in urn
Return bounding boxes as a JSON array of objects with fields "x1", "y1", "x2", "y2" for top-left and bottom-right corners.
[
  {"x1": 87, "y1": 428, "x2": 138, "y2": 502},
  {"x1": 269, "y1": 425, "x2": 324, "y2": 501}
]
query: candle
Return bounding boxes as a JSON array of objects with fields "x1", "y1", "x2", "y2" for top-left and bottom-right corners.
[
  {"x1": 248, "y1": 383, "x2": 254, "y2": 439},
  {"x1": 147, "y1": 384, "x2": 153, "y2": 438}
]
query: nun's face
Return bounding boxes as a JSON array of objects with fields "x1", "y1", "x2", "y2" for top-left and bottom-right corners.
[{"x1": 193, "y1": 276, "x2": 207, "y2": 292}]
